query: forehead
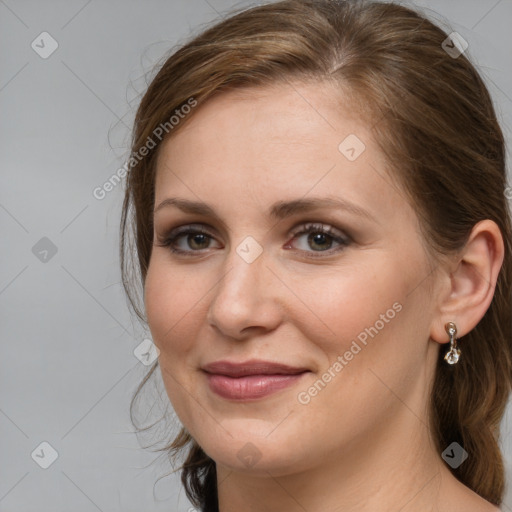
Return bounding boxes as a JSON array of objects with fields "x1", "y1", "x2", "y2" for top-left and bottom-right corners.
[
  {"x1": 153, "y1": 81, "x2": 405, "y2": 225},
  {"x1": 158, "y1": 81, "x2": 365, "y2": 149}
]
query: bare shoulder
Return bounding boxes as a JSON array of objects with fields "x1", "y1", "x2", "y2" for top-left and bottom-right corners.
[
  {"x1": 433, "y1": 464, "x2": 505, "y2": 512},
  {"x1": 460, "y1": 491, "x2": 502, "y2": 512},
  {"x1": 438, "y1": 468, "x2": 502, "y2": 512},
  {"x1": 462, "y1": 495, "x2": 501, "y2": 512}
]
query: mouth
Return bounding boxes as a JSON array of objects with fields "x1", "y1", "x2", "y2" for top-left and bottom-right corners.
[{"x1": 201, "y1": 359, "x2": 311, "y2": 401}]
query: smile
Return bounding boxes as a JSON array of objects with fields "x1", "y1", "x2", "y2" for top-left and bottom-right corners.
[{"x1": 201, "y1": 359, "x2": 311, "y2": 401}]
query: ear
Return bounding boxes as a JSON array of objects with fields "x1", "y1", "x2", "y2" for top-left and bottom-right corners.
[{"x1": 430, "y1": 219, "x2": 505, "y2": 344}]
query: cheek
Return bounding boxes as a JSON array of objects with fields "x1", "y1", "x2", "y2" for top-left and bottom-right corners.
[
  {"x1": 144, "y1": 254, "x2": 189, "y2": 332},
  {"x1": 294, "y1": 255, "x2": 431, "y2": 421},
  {"x1": 144, "y1": 257, "x2": 203, "y2": 352},
  {"x1": 144, "y1": 268, "x2": 171, "y2": 351},
  {"x1": 291, "y1": 254, "x2": 429, "y2": 407},
  {"x1": 288, "y1": 258, "x2": 408, "y2": 356},
  {"x1": 144, "y1": 258, "x2": 207, "y2": 423}
]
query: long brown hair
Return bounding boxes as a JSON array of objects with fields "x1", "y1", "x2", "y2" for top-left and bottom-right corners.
[{"x1": 120, "y1": 1, "x2": 512, "y2": 510}]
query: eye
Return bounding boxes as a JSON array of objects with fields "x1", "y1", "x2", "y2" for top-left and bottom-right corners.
[
  {"x1": 155, "y1": 222, "x2": 350, "y2": 258},
  {"x1": 155, "y1": 224, "x2": 220, "y2": 255},
  {"x1": 285, "y1": 222, "x2": 350, "y2": 257}
]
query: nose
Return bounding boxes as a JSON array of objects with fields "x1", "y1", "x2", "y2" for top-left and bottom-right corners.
[{"x1": 206, "y1": 243, "x2": 283, "y2": 340}]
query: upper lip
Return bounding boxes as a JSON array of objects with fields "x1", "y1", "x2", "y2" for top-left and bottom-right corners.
[{"x1": 201, "y1": 359, "x2": 310, "y2": 377}]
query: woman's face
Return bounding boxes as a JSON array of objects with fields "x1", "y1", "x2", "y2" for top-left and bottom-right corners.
[{"x1": 145, "y1": 81, "x2": 442, "y2": 476}]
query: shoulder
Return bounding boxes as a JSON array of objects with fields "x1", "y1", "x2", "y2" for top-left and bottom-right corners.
[
  {"x1": 461, "y1": 497, "x2": 502, "y2": 512},
  {"x1": 439, "y1": 469, "x2": 503, "y2": 512},
  {"x1": 460, "y1": 493, "x2": 502, "y2": 512}
]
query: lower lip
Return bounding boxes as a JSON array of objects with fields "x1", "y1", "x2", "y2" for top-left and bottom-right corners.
[{"x1": 205, "y1": 372, "x2": 308, "y2": 400}]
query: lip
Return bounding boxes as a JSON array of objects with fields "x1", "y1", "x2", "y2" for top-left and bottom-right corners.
[
  {"x1": 202, "y1": 359, "x2": 310, "y2": 401},
  {"x1": 202, "y1": 359, "x2": 309, "y2": 377}
]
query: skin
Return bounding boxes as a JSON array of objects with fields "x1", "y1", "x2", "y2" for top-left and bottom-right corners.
[{"x1": 144, "y1": 80, "x2": 504, "y2": 512}]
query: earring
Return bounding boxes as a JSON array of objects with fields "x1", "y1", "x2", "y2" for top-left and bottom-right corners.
[{"x1": 444, "y1": 322, "x2": 461, "y2": 365}]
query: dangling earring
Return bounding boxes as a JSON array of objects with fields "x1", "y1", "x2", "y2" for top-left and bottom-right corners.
[{"x1": 444, "y1": 322, "x2": 461, "y2": 365}]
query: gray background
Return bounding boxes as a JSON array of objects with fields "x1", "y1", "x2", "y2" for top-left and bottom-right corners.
[{"x1": 1, "y1": 0, "x2": 511, "y2": 511}]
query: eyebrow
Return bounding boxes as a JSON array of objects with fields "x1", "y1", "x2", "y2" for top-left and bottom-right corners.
[{"x1": 153, "y1": 196, "x2": 376, "y2": 222}]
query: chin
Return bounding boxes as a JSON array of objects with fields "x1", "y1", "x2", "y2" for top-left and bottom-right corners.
[{"x1": 195, "y1": 424, "x2": 315, "y2": 476}]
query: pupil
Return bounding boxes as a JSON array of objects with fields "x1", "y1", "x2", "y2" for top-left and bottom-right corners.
[
  {"x1": 309, "y1": 233, "x2": 331, "y2": 250},
  {"x1": 190, "y1": 234, "x2": 208, "y2": 248}
]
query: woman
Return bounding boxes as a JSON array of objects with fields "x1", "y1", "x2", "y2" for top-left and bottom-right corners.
[{"x1": 120, "y1": 1, "x2": 512, "y2": 510}]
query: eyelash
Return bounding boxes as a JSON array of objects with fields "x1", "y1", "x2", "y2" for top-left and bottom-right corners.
[{"x1": 155, "y1": 222, "x2": 351, "y2": 259}]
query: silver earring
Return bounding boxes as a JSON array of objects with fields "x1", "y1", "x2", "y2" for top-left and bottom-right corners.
[{"x1": 444, "y1": 322, "x2": 461, "y2": 365}]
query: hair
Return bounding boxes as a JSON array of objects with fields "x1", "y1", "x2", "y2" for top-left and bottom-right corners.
[{"x1": 120, "y1": 1, "x2": 512, "y2": 510}]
